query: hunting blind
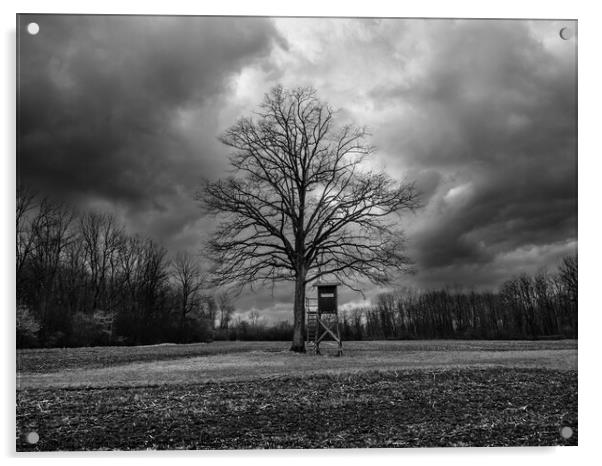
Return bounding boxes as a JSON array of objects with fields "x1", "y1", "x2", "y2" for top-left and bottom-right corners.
[{"x1": 306, "y1": 282, "x2": 343, "y2": 356}]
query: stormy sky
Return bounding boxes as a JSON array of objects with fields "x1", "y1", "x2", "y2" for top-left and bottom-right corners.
[{"x1": 17, "y1": 15, "x2": 577, "y2": 322}]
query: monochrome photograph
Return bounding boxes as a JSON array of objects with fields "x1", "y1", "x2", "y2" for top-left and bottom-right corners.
[{"x1": 16, "y1": 14, "x2": 577, "y2": 450}]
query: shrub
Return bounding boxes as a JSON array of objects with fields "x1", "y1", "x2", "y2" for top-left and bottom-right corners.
[{"x1": 16, "y1": 305, "x2": 40, "y2": 348}]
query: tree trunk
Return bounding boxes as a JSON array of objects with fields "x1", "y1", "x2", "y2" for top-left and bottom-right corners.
[
  {"x1": 178, "y1": 304, "x2": 187, "y2": 343},
  {"x1": 290, "y1": 271, "x2": 306, "y2": 352}
]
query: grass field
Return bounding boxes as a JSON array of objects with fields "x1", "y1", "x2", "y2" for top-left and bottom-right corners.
[{"x1": 16, "y1": 340, "x2": 578, "y2": 450}]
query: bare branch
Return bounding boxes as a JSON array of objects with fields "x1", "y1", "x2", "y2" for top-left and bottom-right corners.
[{"x1": 199, "y1": 86, "x2": 420, "y2": 350}]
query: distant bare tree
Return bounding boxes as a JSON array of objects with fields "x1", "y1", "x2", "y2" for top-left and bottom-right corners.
[
  {"x1": 16, "y1": 186, "x2": 36, "y2": 229},
  {"x1": 201, "y1": 86, "x2": 419, "y2": 351},
  {"x1": 171, "y1": 251, "x2": 204, "y2": 342},
  {"x1": 558, "y1": 255, "x2": 577, "y2": 303},
  {"x1": 29, "y1": 198, "x2": 75, "y2": 336},
  {"x1": 217, "y1": 292, "x2": 235, "y2": 330},
  {"x1": 16, "y1": 186, "x2": 38, "y2": 290},
  {"x1": 80, "y1": 212, "x2": 123, "y2": 311},
  {"x1": 249, "y1": 310, "x2": 260, "y2": 328},
  {"x1": 202, "y1": 294, "x2": 218, "y2": 330}
]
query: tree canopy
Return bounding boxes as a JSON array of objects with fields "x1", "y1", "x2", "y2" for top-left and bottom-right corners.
[{"x1": 202, "y1": 86, "x2": 419, "y2": 289}]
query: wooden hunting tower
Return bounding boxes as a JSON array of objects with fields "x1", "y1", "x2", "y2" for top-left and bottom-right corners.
[{"x1": 306, "y1": 282, "x2": 343, "y2": 356}]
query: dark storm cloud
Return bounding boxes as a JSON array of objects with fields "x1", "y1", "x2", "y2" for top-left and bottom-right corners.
[
  {"x1": 17, "y1": 16, "x2": 577, "y2": 313},
  {"x1": 18, "y1": 15, "x2": 284, "y2": 248},
  {"x1": 368, "y1": 20, "x2": 577, "y2": 285},
  {"x1": 262, "y1": 18, "x2": 576, "y2": 292}
]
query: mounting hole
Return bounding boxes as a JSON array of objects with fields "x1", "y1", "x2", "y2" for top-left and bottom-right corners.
[
  {"x1": 26, "y1": 22, "x2": 39, "y2": 35},
  {"x1": 25, "y1": 431, "x2": 39, "y2": 444},
  {"x1": 560, "y1": 426, "x2": 573, "y2": 439},
  {"x1": 559, "y1": 27, "x2": 573, "y2": 40}
]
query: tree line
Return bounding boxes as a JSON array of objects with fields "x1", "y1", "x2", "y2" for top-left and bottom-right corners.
[
  {"x1": 16, "y1": 186, "x2": 577, "y2": 348},
  {"x1": 340, "y1": 256, "x2": 577, "y2": 341},
  {"x1": 16, "y1": 187, "x2": 240, "y2": 348}
]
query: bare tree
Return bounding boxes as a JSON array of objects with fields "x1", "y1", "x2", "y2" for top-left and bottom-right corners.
[
  {"x1": 216, "y1": 291, "x2": 235, "y2": 330},
  {"x1": 201, "y1": 86, "x2": 419, "y2": 352},
  {"x1": 80, "y1": 212, "x2": 123, "y2": 311},
  {"x1": 202, "y1": 294, "x2": 218, "y2": 330},
  {"x1": 16, "y1": 186, "x2": 36, "y2": 229},
  {"x1": 136, "y1": 238, "x2": 169, "y2": 344},
  {"x1": 29, "y1": 198, "x2": 75, "y2": 335},
  {"x1": 16, "y1": 186, "x2": 38, "y2": 290},
  {"x1": 171, "y1": 251, "x2": 204, "y2": 342},
  {"x1": 558, "y1": 255, "x2": 577, "y2": 303},
  {"x1": 249, "y1": 310, "x2": 261, "y2": 328}
]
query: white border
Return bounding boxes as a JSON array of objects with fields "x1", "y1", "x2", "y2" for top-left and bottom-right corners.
[{"x1": 2, "y1": 1, "x2": 599, "y2": 465}]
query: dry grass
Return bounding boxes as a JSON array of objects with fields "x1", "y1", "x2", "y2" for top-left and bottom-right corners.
[
  {"x1": 17, "y1": 339, "x2": 577, "y2": 371},
  {"x1": 17, "y1": 340, "x2": 283, "y2": 373},
  {"x1": 17, "y1": 340, "x2": 577, "y2": 390}
]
